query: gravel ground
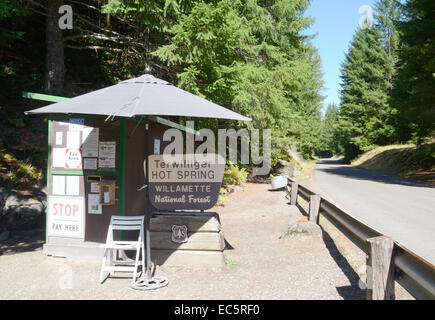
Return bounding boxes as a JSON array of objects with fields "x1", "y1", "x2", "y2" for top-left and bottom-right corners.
[{"x1": 0, "y1": 183, "x2": 413, "y2": 300}]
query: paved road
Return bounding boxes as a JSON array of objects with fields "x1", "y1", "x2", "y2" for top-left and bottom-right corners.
[{"x1": 308, "y1": 159, "x2": 435, "y2": 265}]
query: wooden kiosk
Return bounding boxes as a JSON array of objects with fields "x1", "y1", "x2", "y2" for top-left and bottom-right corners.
[
  {"x1": 24, "y1": 73, "x2": 250, "y2": 273},
  {"x1": 42, "y1": 116, "x2": 225, "y2": 267}
]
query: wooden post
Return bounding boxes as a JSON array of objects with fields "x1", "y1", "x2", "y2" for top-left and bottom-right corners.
[
  {"x1": 366, "y1": 236, "x2": 395, "y2": 300},
  {"x1": 309, "y1": 195, "x2": 321, "y2": 224},
  {"x1": 290, "y1": 182, "x2": 298, "y2": 206}
]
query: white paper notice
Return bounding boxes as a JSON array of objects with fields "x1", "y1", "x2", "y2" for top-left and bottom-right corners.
[
  {"x1": 90, "y1": 182, "x2": 100, "y2": 193},
  {"x1": 66, "y1": 176, "x2": 80, "y2": 196},
  {"x1": 81, "y1": 127, "x2": 99, "y2": 157},
  {"x1": 81, "y1": 127, "x2": 92, "y2": 143},
  {"x1": 83, "y1": 158, "x2": 97, "y2": 170},
  {"x1": 154, "y1": 139, "x2": 160, "y2": 155},
  {"x1": 55, "y1": 132, "x2": 63, "y2": 145},
  {"x1": 104, "y1": 192, "x2": 110, "y2": 204},
  {"x1": 52, "y1": 148, "x2": 66, "y2": 168},
  {"x1": 99, "y1": 141, "x2": 116, "y2": 168},
  {"x1": 52, "y1": 175, "x2": 65, "y2": 195},
  {"x1": 64, "y1": 149, "x2": 82, "y2": 169},
  {"x1": 88, "y1": 194, "x2": 102, "y2": 214},
  {"x1": 67, "y1": 131, "x2": 81, "y2": 149}
]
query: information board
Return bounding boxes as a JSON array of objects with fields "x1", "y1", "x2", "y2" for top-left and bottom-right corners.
[{"x1": 50, "y1": 118, "x2": 119, "y2": 172}]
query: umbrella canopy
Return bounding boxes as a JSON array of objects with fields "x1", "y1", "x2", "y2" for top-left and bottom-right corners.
[{"x1": 25, "y1": 74, "x2": 251, "y2": 121}]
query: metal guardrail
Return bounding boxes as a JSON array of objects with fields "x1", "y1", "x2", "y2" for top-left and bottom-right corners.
[{"x1": 287, "y1": 177, "x2": 435, "y2": 300}]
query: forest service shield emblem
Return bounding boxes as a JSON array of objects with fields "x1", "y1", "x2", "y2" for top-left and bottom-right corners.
[{"x1": 171, "y1": 225, "x2": 188, "y2": 244}]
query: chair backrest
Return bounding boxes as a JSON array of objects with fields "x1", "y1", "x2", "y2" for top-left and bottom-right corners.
[
  {"x1": 110, "y1": 215, "x2": 145, "y2": 231},
  {"x1": 105, "y1": 215, "x2": 145, "y2": 244}
]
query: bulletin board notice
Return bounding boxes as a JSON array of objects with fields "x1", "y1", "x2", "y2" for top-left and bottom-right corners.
[{"x1": 50, "y1": 118, "x2": 119, "y2": 173}]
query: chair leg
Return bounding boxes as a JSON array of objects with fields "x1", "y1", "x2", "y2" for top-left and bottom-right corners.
[
  {"x1": 132, "y1": 246, "x2": 140, "y2": 284},
  {"x1": 99, "y1": 248, "x2": 108, "y2": 284},
  {"x1": 141, "y1": 244, "x2": 146, "y2": 277},
  {"x1": 110, "y1": 249, "x2": 115, "y2": 276}
]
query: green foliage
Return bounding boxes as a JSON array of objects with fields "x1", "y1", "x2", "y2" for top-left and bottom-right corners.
[
  {"x1": 317, "y1": 103, "x2": 340, "y2": 155},
  {"x1": 216, "y1": 194, "x2": 227, "y2": 207},
  {"x1": 353, "y1": 143, "x2": 435, "y2": 177},
  {"x1": 0, "y1": 0, "x2": 45, "y2": 105},
  {"x1": 2, "y1": 0, "x2": 432, "y2": 182},
  {"x1": 0, "y1": 0, "x2": 27, "y2": 46},
  {"x1": 6, "y1": 118, "x2": 25, "y2": 128},
  {"x1": 374, "y1": 0, "x2": 402, "y2": 59},
  {"x1": 392, "y1": 0, "x2": 435, "y2": 142},
  {"x1": 1, "y1": 0, "x2": 328, "y2": 181},
  {"x1": 334, "y1": 0, "x2": 433, "y2": 160},
  {"x1": 222, "y1": 163, "x2": 248, "y2": 186},
  {"x1": 339, "y1": 28, "x2": 392, "y2": 159},
  {"x1": 337, "y1": 0, "x2": 402, "y2": 161},
  {"x1": 4, "y1": 132, "x2": 21, "y2": 146},
  {"x1": 224, "y1": 254, "x2": 236, "y2": 266},
  {"x1": 0, "y1": 149, "x2": 42, "y2": 189},
  {"x1": 16, "y1": 163, "x2": 41, "y2": 179},
  {"x1": 154, "y1": 0, "x2": 325, "y2": 159}
]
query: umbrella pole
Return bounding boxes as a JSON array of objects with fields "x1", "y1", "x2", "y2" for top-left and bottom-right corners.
[
  {"x1": 131, "y1": 116, "x2": 168, "y2": 290},
  {"x1": 144, "y1": 117, "x2": 152, "y2": 278}
]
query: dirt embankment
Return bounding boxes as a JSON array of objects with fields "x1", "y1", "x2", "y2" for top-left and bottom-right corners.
[{"x1": 351, "y1": 143, "x2": 435, "y2": 185}]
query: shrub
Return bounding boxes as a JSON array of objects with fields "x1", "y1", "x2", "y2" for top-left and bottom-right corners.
[
  {"x1": 216, "y1": 194, "x2": 227, "y2": 207},
  {"x1": 222, "y1": 163, "x2": 248, "y2": 186}
]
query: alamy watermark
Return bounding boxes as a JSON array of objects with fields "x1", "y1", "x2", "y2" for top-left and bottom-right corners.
[
  {"x1": 58, "y1": 5, "x2": 73, "y2": 30},
  {"x1": 58, "y1": 265, "x2": 73, "y2": 289},
  {"x1": 160, "y1": 121, "x2": 271, "y2": 176},
  {"x1": 358, "y1": 5, "x2": 373, "y2": 29}
]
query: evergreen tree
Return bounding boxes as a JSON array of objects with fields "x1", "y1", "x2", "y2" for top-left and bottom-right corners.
[
  {"x1": 339, "y1": 26, "x2": 396, "y2": 160},
  {"x1": 1, "y1": 0, "x2": 326, "y2": 162},
  {"x1": 154, "y1": 0, "x2": 324, "y2": 159},
  {"x1": 373, "y1": 0, "x2": 402, "y2": 97},
  {"x1": 318, "y1": 103, "x2": 340, "y2": 155},
  {"x1": 393, "y1": 0, "x2": 435, "y2": 142},
  {"x1": 0, "y1": 0, "x2": 27, "y2": 47}
]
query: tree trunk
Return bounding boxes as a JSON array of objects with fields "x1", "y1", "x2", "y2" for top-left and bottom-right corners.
[{"x1": 45, "y1": 0, "x2": 65, "y2": 95}]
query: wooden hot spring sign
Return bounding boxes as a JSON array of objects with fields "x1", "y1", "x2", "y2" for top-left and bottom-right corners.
[{"x1": 148, "y1": 154, "x2": 225, "y2": 210}]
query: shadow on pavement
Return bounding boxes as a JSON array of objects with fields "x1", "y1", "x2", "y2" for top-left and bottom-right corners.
[
  {"x1": 317, "y1": 158, "x2": 345, "y2": 165},
  {"x1": 320, "y1": 227, "x2": 365, "y2": 300},
  {"x1": 0, "y1": 228, "x2": 45, "y2": 256},
  {"x1": 224, "y1": 238, "x2": 234, "y2": 250},
  {"x1": 292, "y1": 201, "x2": 365, "y2": 299}
]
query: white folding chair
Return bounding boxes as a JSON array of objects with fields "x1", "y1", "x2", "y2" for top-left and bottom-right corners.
[{"x1": 99, "y1": 215, "x2": 145, "y2": 284}]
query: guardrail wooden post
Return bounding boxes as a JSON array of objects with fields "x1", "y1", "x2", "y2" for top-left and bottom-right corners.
[
  {"x1": 290, "y1": 182, "x2": 298, "y2": 206},
  {"x1": 366, "y1": 236, "x2": 395, "y2": 300},
  {"x1": 309, "y1": 195, "x2": 321, "y2": 224}
]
